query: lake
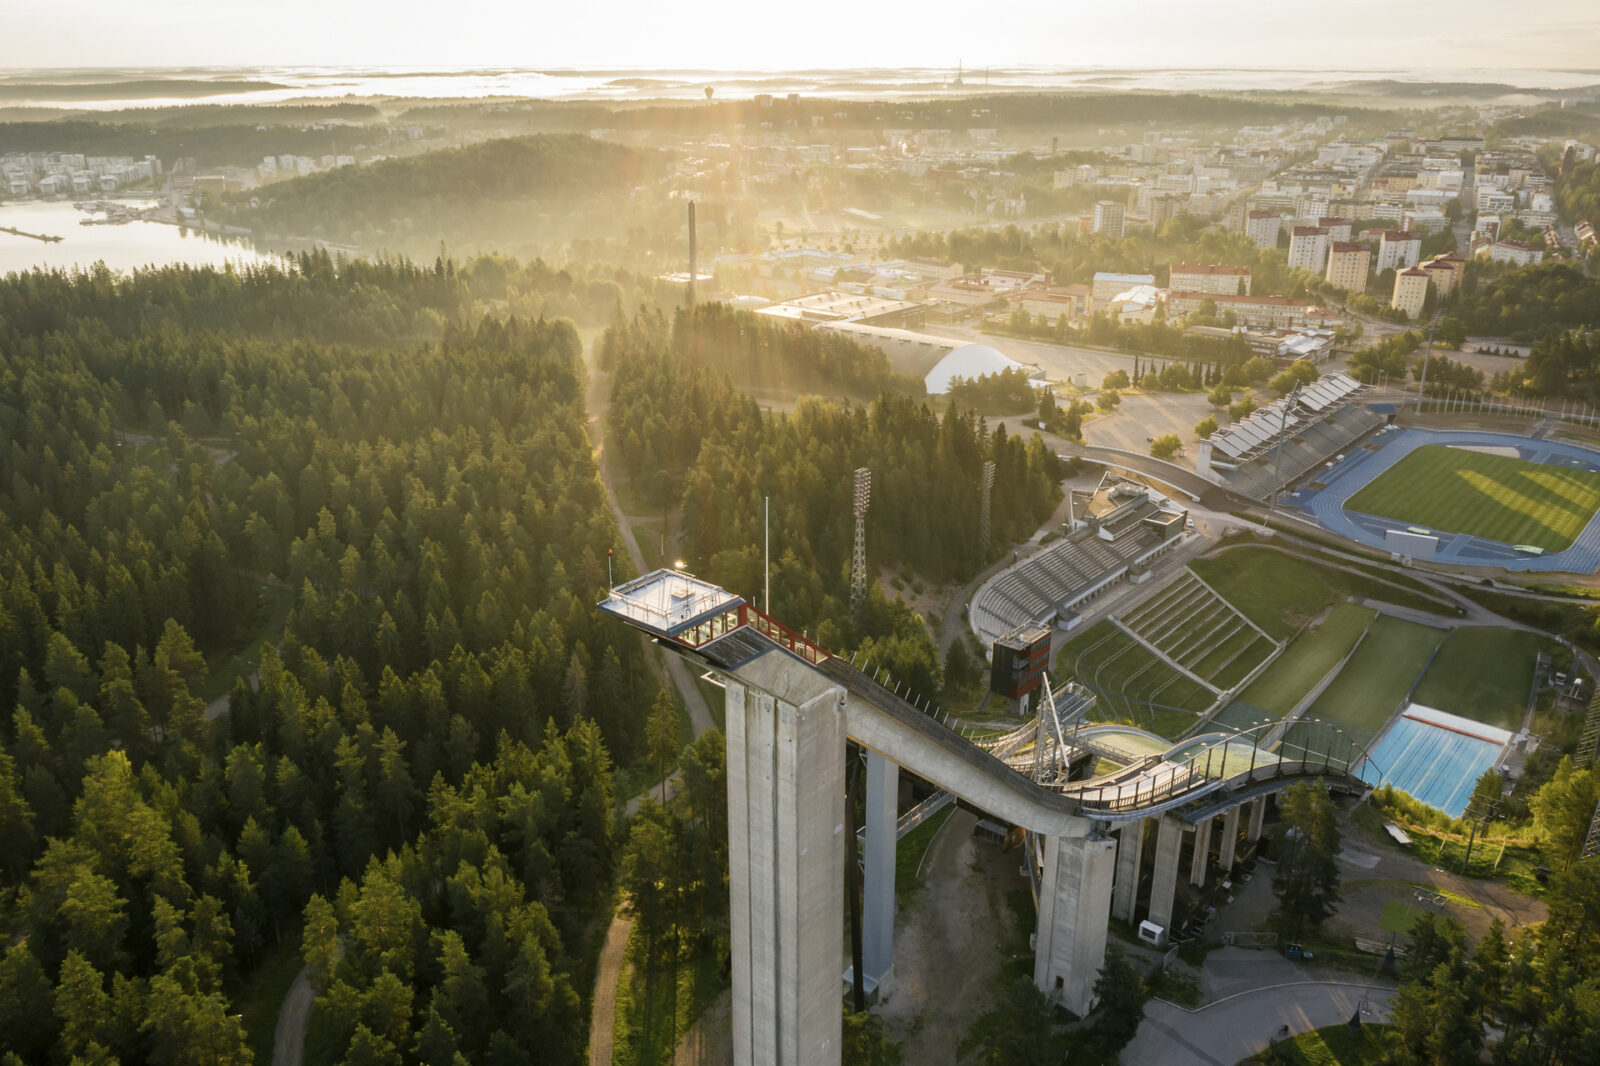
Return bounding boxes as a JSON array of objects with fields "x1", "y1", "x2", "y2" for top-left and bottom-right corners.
[{"x1": 0, "y1": 199, "x2": 281, "y2": 276}]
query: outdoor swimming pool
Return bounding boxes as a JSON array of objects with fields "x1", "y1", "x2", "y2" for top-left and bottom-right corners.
[{"x1": 1359, "y1": 704, "x2": 1512, "y2": 818}]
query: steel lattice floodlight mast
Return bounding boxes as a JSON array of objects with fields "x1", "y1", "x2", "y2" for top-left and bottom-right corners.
[
  {"x1": 1268, "y1": 381, "x2": 1303, "y2": 517},
  {"x1": 979, "y1": 459, "x2": 996, "y2": 557},
  {"x1": 1584, "y1": 795, "x2": 1600, "y2": 863},
  {"x1": 1413, "y1": 308, "x2": 1444, "y2": 411},
  {"x1": 851, "y1": 467, "x2": 871, "y2": 618}
]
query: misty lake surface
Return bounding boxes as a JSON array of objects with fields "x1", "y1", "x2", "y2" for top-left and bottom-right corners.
[{"x1": 0, "y1": 199, "x2": 280, "y2": 276}]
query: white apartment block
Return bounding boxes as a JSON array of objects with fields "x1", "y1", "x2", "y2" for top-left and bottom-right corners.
[
  {"x1": 1093, "y1": 200, "x2": 1125, "y2": 238},
  {"x1": 1167, "y1": 264, "x2": 1252, "y2": 296},
  {"x1": 1391, "y1": 268, "x2": 1430, "y2": 319},
  {"x1": 1317, "y1": 217, "x2": 1353, "y2": 243},
  {"x1": 1483, "y1": 240, "x2": 1545, "y2": 267},
  {"x1": 1376, "y1": 230, "x2": 1422, "y2": 273},
  {"x1": 1244, "y1": 210, "x2": 1280, "y2": 249},
  {"x1": 1287, "y1": 226, "x2": 1330, "y2": 272}
]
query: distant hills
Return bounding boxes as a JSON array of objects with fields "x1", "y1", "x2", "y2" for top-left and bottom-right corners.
[{"x1": 217, "y1": 133, "x2": 673, "y2": 254}]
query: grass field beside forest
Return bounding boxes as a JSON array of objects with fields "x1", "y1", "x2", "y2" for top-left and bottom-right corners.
[
  {"x1": 1411, "y1": 627, "x2": 1541, "y2": 731},
  {"x1": 1344, "y1": 444, "x2": 1600, "y2": 552},
  {"x1": 1307, "y1": 614, "x2": 1446, "y2": 735},
  {"x1": 1212, "y1": 602, "x2": 1374, "y2": 730}
]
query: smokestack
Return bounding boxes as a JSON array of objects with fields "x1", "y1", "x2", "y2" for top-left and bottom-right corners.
[{"x1": 687, "y1": 200, "x2": 697, "y2": 307}]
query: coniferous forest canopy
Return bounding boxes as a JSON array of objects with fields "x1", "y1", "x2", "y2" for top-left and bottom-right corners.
[
  {"x1": 211, "y1": 135, "x2": 674, "y2": 253},
  {"x1": 0, "y1": 256, "x2": 670, "y2": 1066},
  {"x1": 0, "y1": 248, "x2": 1065, "y2": 1064}
]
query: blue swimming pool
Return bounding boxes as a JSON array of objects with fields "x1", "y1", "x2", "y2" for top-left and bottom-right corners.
[{"x1": 1359, "y1": 705, "x2": 1510, "y2": 818}]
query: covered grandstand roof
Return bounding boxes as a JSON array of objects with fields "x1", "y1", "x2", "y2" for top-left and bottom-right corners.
[
  {"x1": 924, "y1": 343, "x2": 1034, "y2": 395},
  {"x1": 1209, "y1": 372, "x2": 1367, "y2": 463}
]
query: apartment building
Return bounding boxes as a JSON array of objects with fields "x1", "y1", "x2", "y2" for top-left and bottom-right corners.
[
  {"x1": 1324, "y1": 242, "x2": 1371, "y2": 292},
  {"x1": 1168, "y1": 264, "x2": 1252, "y2": 295},
  {"x1": 1245, "y1": 210, "x2": 1281, "y2": 250},
  {"x1": 1287, "y1": 226, "x2": 1331, "y2": 272},
  {"x1": 1391, "y1": 268, "x2": 1430, "y2": 319},
  {"x1": 1376, "y1": 230, "x2": 1422, "y2": 273}
]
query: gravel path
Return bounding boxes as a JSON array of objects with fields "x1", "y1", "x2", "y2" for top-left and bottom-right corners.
[
  {"x1": 270, "y1": 968, "x2": 314, "y2": 1066},
  {"x1": 588, "y1": 913, "x2": 634, "y2": 1066}
]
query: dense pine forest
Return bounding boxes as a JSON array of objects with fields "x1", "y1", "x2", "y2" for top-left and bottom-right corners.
[
  {"x1": 211, "y1": 135, "x2": 674, "y2": 253},
  {"x1": 603, "y1": 306, "x2": 1064, "y2": 701},
  {"x1": 0, "y1": 256, "x2": 661, "y2": 1065},
  {"x1": 0, "y1": 249, "x2": 1065, "y2": 1063}
]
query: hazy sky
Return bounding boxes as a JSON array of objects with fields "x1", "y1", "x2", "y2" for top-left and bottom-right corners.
[{"x1": 5, "y1": 0, "x2": 1599, "y2": 72}]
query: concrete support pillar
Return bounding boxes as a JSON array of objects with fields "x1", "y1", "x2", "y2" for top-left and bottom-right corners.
[
  {"x1": 1112, "y1": 819, "x2": 1145, "y2": 924},
  {"x1": 1033, "y1": 833, "x2": 1117, "y2": 1016},
  {"x1": 862, "y1": 751, "x2": 898, "y2": 995},
  {"x1": 725, "y1": 680, "x2": 846, "y2": 1066},
  {"x1": 1146, "y1": 816, "x2": 1185, "y2": 932},
  {"x1": 1190, "y1": 816, "x2": 1213, "y2": 887},
  {"x1": 1219, "y1": 804, "x2": 1242, "y2": 873},
  {"x1": 1247, "y1": 795, "x2": 1267, "y2": 841}
]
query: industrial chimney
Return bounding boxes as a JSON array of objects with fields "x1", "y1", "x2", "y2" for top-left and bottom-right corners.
[{"x1": 687, "y1": 200, "x2": 697, "y2": 307}]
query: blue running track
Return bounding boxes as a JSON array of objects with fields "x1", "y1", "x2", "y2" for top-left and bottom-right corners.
[{"x1": 1297, "y1": 428, "x2": 1600, "y2": 574}]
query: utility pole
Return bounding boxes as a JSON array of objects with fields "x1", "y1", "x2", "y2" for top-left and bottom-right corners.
[
  {"x1": 1461, "y1": 796, "x2": 1498, "y2": 874},
  {"x1": 851, "y1": 467, "x2": 871, "y2": 619},
  {"x1": 979, "y1": 459, "x2": 996, "y2": 558}
]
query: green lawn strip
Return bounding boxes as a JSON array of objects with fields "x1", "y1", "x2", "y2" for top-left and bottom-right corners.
[
  {"x1": 1344, "y1": 444, "x2": 1600, "y2": 552},
  {"x1": 1193, "y1": 548, "x2": 1344, "y2": 639},
  {"x1": 1058, "y1": 620, "x2": 1199, "y2": 712},
  {"x1": 1187, "y1": 625, "x2": 1263, "y2": 679},
  {"x1": 235, "y1": 933, "x2": 305, "y2": 1066},
  {"x1": 1411, "y1": 627, "x2": 1539, "y2": 731},
  {"x1": 1210, "y1": 636, "x2": 1279, "y2": 691},
  {"x1": 1306, "y1": 615, "x2": 1446, "y2": 734},
  {"x1": 611, "y1": 926, "x2": 724, "y2": 1066},
  {"x1": 1191, "y1": 547, "x2": 1450, "y2": 640},
  {"x1": 1234, "y1": 1023, "x2": 1392, "y2": 1066},
  {"x1": 1093, "y1": 701, "x2": 1198, "y2": 740},
  {"x1": 1236, "y1": 603, "x2": 1375, "y2": 718}
]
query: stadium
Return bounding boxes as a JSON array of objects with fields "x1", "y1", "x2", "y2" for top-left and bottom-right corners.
[{"x1": 1288, "y1": 427, "x2": 1600, "y2": 573}]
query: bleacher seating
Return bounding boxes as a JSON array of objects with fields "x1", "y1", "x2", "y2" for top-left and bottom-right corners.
[
  {"x1": 971, "y1": 526, "x2": 1165, "y2": 645},
  {"x1": 1220, "y1": 403, "x2": 1383, "y2": 502}
]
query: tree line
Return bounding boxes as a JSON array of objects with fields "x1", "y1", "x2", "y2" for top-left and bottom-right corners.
[
  {"x1": 0, "y1": 257, "x2": 670, "y2": 1065},
  {"x1": 604, "y1": 307, "x2": 1065, "y2": 701}
]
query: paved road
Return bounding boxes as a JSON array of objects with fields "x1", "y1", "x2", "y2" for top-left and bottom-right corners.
[
  {"x1": 270, "y1": 968, "x2": 314, "y2": 1066},
  {"x1": 1125, "y1": 980, "x2": 1396, "y2": 1066}
]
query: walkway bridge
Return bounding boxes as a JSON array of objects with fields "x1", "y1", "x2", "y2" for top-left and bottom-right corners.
[{"x1": 599, "y1": 569, "x2": 1373, "y2": 1066}]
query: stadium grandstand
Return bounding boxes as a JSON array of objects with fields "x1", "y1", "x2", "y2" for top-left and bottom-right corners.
[
  {"x1": 1198, "y1": 372, "x2": 1385, "y2": 502},
  {"x1": 970, "y1": 474, "x2": 1190, "y2": 646}
]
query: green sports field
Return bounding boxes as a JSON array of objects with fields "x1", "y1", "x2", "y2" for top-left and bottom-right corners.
[
  {"x1": 1344, "y1": 444, "x2": 1600, "y2": 552},
  {"x1": 1306, "y1": 614, "x2": 1445, "y2": 735},
  {"x1": 1411, "y1": 627, "x2": 1540, "y2": 731},
  {"x1": 1211, "y1": 602, "x2": 1374, "y2": 730}
]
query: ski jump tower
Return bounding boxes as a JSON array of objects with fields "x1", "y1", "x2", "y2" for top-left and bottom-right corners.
[{"x1": 599, "y1": 569, "x2": 1371, "y2": 1066}]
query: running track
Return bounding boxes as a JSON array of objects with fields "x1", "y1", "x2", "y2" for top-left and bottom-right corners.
[{"x1": 1286, "y1": 428, "x2": 1600, "y2": 574}]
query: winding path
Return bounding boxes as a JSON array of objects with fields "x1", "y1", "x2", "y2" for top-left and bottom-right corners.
[
  {"x1": 588, "y1": 913, "x2": 635, "y2": 1066},
  {"x1": 1125, "y1": 980, "x2": 1397, "y2": 1066},
  {"x1": 270, "y1": 968, "x2": 314, "y2": 1066}
]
